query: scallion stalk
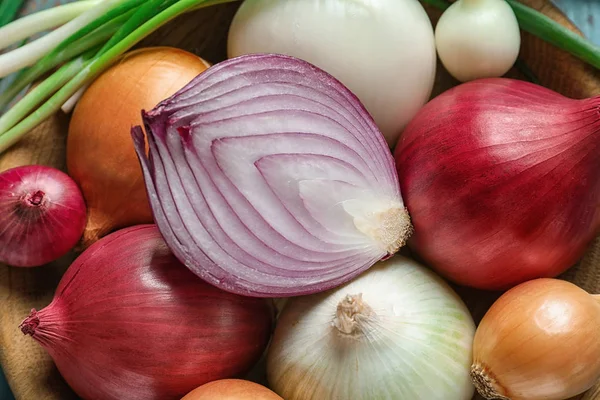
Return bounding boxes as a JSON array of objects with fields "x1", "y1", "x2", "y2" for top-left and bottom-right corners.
[
  {"x1": 0, "y1": 0, "x2": 101, "y2": 49},
  {"x1": 95, "y1": 0, "x2": 178, "y2": 55},
  {"x1": 0, "y1": 49, "x2": 98, "y2": 138},
  {"x1": 506, "y1": 0, "x2": 600, "y2": 70},
  {"x1": 0, "y1": 0, "x2": 174, "y2": 136},
  {"x1": 0, "y1": 0, "x2": 237, "y2": 152},
  {"x1": 0, "y1": 0, "x2": 26, "y2": 28},
  {"x1": 0, "y1": 11, "x2": 134, "y2": 111},
  {"x1": 0, "y1": 0, "x2": 130, "y2": 78}
]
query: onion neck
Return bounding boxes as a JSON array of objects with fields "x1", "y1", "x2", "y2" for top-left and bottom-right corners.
[
  {"x1": 333, "y1": 293, "x2": 374, "y2": 336},
  {"x1": 19, "y1": 308, "x2": 40, "y2": 336},
  {"x1": 471, "y1": 364, "x2": 511, "y2": 400}
]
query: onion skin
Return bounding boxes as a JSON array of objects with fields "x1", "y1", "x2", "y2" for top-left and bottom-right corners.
[
  {"x1": 395, "y1": 78, "x2": 600, "y2": 290},
  {"x1": 0, "y1": 165, "x2": 86, "y2": 267},
  {"x1": 266, "y1": 256, "x2": 475, "y2": 400},
  {"x1": 181, "y1": 379, "x2": 283, "y2": 400},
  {"x1": 67, "y1": 47, "x2": 209, "y2": 249},
  {"x1": 471, "y1": 279, "x2": 600, "y2": 400},
  {"x1": 20, "y1": 225, "x2": 273, "y2": 400}
]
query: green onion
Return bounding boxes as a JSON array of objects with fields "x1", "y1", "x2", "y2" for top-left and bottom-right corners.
[
  {"x1": 0, "y1": 0, "x2": 175, "y2": 128},
  {"x1": 0, "y1": 50, "x2": 98, "y2": 138},
  {"x1": 0, "y1": 0, "x2": 101, "y2": 48},
  {"x1": 0, "y1": 0, "x2": 130, "y2": 77},
  {"x1": 96, "y1": 0, "x2": 178, "y2": 55},
  {"x1": 506, "y1": 0, "x2": 600, "y2": 70},
  {"x1": 0, "y1": 0, "x2": 26, "y2": 28},
  {"x1": 44, "y1": 0, "x2": 147, "y2": 61},
  {"x1": 0, "y1": 0, "x2": 598, "y2": 153},
  {"x1": 0, "y1": 11, "x2": 135, "y2": 111},
  {"x1": 0, "y1": 0, "x2": 237, "y2": 152}
]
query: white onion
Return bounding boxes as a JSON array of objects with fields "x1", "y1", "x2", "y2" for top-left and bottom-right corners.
[
  {"x1": 435, "y1": 0, "x2": 521, "y2": 82},
  {"x1": 227, "y1": 0, "x2": 437, "y2": 147},
  {"x1": 266, "y1": 255, "x2": 476, "y2": 400}
]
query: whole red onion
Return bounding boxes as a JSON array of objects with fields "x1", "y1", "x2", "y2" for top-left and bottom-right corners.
[
  {"x1": 395, "y1": 78, "x2": 600, "y2": 290},
  {"x1": 20, "y1": 225, "x2": 273, "y2": 400},
  {"x1": 0, "y1": 165, "x2": 86, "y2": 267}
]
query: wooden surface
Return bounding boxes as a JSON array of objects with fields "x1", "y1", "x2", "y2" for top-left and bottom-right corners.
[
  {"x1": 554, "y1": 0, "x2": 600, "y2": 44},
  {"x1": 0, "y1": 1, "x2": 599, "y2": 400}
]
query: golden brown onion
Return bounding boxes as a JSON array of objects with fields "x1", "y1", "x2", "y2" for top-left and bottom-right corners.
[
  {"x1": 471, "y1": 278, "x2": 600, "y2": 400},
  {"x1": 67, "y1": 47, "x2": 209, "y2": 248},
  {"x1": 181, "y1": 379, "x2": 283, "y2": 400}
]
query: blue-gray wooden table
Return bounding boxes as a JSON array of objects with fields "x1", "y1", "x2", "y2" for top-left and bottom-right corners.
[
  {"x1": 554, "y1": 0, "x2": 600, "y2": 43},
  {"x1": 0, "y1": 1, "x2": 598, "y2": 400}
]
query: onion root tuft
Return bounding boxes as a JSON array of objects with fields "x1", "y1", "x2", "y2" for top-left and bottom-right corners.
[
  {"x1": 333, "y1": 294, "x2": 374, "y2": 336},
  {"x1": 471, "y1": 363, "x2": 510, "y2": 400},
  {"x1": 19, "y1": 309, "x2": 40, "y2": 336}
]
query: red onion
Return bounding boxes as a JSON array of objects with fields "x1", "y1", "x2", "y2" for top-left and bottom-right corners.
[
  {"x1": 20, "y1": 225, "x2": 273, "y2": 400},
  {"x1": 395, "y1": 78, "x2": 600, "y2": 290},
  {"x1": 0, "y1": 165, "x2": 86, "y2": 267},
  {"x1": 132, "y1": 53, "x2": 412, "y2": 297}
]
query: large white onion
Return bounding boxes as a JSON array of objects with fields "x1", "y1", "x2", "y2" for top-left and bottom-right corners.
[
  {"x1": 227, "y1": 0, "x2": 437, "y2": 147},
  {"x1": 266, "y1": 255, "x2": 476, "y2": 400}
]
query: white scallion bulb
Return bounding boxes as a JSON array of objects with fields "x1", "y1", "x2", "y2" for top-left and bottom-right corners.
[
  {"x1": 435, "y1": 0, "x2": 521, "y2": 82},
  {"x1": 266, "y1": 256, "x2": 476, "y2": 400}
]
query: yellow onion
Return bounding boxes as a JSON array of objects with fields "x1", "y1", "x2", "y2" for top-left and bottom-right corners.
[
  {"x1": 471, "y1": 278, "x2": 600, "y2": 400},
  {"x1": 181, "y1": 379, "x2": 283, "y2": 400},
  {"x1": 67, "y1": 47, "x2": 209, "y2": 248}
]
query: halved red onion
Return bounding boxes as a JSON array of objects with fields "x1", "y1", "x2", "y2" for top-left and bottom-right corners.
[{"x1": 132, "y1": 54, "x2": 411, "y2": 297}]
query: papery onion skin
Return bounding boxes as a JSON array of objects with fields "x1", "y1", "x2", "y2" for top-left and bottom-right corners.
[
  {"x1": 0, "y1": 165, "x2": 86, "y2": 267},
  {"x1": 395, "y1": 78, "x2": 600, "y2": 290},
  {"x1": 133, "y1": 53, "x2": 411, "y2": 297},
  {"x1": 181, "y1": 379, "x2": 283, "y2": 400},
  {"x1": 20, "y1": 225, "x2": 273, "y2": 400},
  {"x1": 227, "y1": 0, "x2": 437, "y2": 147},
  {"x1": 471, "y1": 278, "x2": 600, "y2": 400},
  {"x1": 266, "y1": 256, "x2": 475, "y2": 400},
  {"x1": 67, "y1": 47, "x2": 210, "y2": 248}
]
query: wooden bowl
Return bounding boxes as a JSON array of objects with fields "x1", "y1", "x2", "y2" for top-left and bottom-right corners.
[{"x1": 0, "y1": 1, "x2": 598, "y2": 399}]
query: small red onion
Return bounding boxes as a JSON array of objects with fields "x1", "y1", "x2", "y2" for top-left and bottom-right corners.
[
  {"x1": 132, "y1": 53, "x2": 412, "y2": 297},
  {"x1": 20, "y1": 225, "x2": 273, "y2": 400},
  {"x1": 0, "y1": 165, "x2": 86, "y2": 267},
  {"x1": 394, "y1": 78, "x2": 600, "y2": 290}
]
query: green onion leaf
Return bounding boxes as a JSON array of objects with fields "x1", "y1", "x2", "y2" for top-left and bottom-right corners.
[
  {"x1": 0, "y1": 11, "x2": 135, "y2": 111},
  {"x1": 0, "y1": 0, "x2": 25, "y2": 28},
  {"x1": 507, "y1": 0, "x2": 600, "y2": 70},
  {"x1": 96, "y1": 0, "x2": 179, "y2": 56},
  {"x1": 0, "y1": 0, "x2": 237, "y2": 152}
]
